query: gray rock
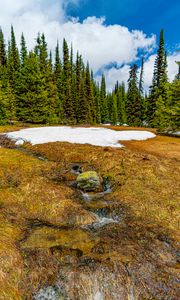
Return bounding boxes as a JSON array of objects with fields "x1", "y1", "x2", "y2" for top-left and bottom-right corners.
[{"x1": 34, "y1": 285, "x2": 66, "y2": 300}]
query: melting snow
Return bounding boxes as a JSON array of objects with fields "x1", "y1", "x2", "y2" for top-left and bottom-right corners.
[{"x1": 7, "y1": 126, "x2": 156, "y2": 148}]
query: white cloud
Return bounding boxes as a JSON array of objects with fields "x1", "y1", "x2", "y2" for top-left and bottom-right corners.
[
  {"x1": 1, "y1": 0, "x2": 178, "y2": 91},
  {"x1": 143, "y1": 52, "x2": 180, "y2": 91},
  {"x1": 96, "y1": 65, "x2": 130, "y2": 92},
  {"x1": 0, "y1": 1, "x2": 155, "y2": 70},
  {"x1": 101, "y1": 52, "x2": 180, "y2": 92}
]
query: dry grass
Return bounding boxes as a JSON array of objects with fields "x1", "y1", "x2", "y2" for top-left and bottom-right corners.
[
  {"x1": 122, "y1": 135, "x2": 180, "y2": 160},
  {"x1": 0, "y1": 125, "x2": 179, "y2": 299},
  {"x1": 31, "y1": 141, "x2": 180, "y2": 234}
]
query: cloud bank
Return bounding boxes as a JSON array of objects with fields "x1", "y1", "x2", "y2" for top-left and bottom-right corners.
[{"x1": 0, "y1": 0, "x2": 179, "y2": 91}]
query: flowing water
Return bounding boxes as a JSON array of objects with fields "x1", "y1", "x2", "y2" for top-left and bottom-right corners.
[{"x1": 0, "y1": 139, "x2": 179, "y2": 299}]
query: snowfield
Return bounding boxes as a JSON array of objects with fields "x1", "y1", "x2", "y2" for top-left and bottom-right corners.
[{"x1": 7, "y1": 126, "x2": 156, "y2": 148}]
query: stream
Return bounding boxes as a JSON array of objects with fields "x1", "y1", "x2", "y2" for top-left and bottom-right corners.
[{"x1": 0, "y1": 135, "x2": 179, "y2": 300}]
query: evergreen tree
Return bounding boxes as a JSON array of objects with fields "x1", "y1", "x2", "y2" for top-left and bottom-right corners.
[
  {"x1": 0, "y1": 28, "x2": 178, "y2": 130},
  {"x1": 16, "y1": 52, "x2": 49, "y2": 123},
  {"x1": 62, "y1": 39, "x2": 74, "y2": 122},
  {"x1": 148, "y1": 29, "x2": 167, "y2": 124},
  {"x1": 85, "y1": 62, "x2": 96, "y2": 123},
  {"x1": 116, "y1": 82, "x2": 126, "y2": 124},
  {"x1": 100, "y1": 74, "x2": 109, "y2": 123},
  {"x1": 111, "y1": 94, "x2": 118, "y2": 125},
  {"x1": 169, "y1": 78, "x2": 180, "y2": 130},
  {"x1": 0, "y1": 82, "x2": 8, "y2": 124},
  {"x1": 139, "y1": 56, "x2": 144, "y2": 95},
  {"x1": 75, "y1": 52, "x2": 81, "y2": 122},
  {"x1": 20, "y1": 33, "x2": 27, "y2": 66},
  {"x1": 78, "y1": 67, "x2": 90, "y2": 123},
  {"x1": 94, "y1": 82, "x2": 101, "y2": 123},
  {"x1": 0, "y1": 28, "x2": 7, "y2": 67},
  {"x1": 126, "y1": 64, "x2": 141, "y2": 125},
  {"x1": 138, "y1": 57, "x2": 147, "y2": 122},
  {"x1": 8, "y1": 26, "x2": 20, "y2": 72},
  {"x1": 54, "y1": 41, "x2": 64, "y2": 120}
]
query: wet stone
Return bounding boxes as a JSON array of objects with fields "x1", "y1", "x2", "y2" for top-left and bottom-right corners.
[
  {"x1": 77, "y1": 171, "x2": 100, "y2": 191},
  {"x1": 34, "y1": 285, "x2": 67, "y2": 300}
]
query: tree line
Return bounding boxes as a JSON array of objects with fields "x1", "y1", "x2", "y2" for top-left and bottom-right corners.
[{"x1": 0, "y1": 27, "x2": 179, "y2": 131}]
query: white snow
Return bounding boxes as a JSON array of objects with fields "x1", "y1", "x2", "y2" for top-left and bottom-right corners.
[{"x1": 6, "y1": 126, "x2": 156, "y2": 148}]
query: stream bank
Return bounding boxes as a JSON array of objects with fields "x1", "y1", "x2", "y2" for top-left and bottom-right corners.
[{"x1": 0, "y1": 134, "x2": 179, "y2": 299}]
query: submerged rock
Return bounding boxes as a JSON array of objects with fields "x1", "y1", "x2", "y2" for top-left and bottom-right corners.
[
  {"x1": 77, "y1": 171, "x2": 100, "y2": 191},
  {"x1": 34, "y1": 285, "x2": 66, "y2": 300}
]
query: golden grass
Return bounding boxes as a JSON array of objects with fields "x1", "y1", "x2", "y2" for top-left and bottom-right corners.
[
  {"x1": 31, "y1": 140, "x2": 180, "y2": 235},
  {"x1": 0, "y1": 125, "x2": 179, "y2": 299}
]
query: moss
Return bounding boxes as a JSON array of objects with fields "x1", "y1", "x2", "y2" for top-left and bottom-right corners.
[
  {"x1": 77, "y1": 171, "x2": 99, "y2": 181},
  {"x1": 0, "y1": 125, "x2": 179, "y2": 298},
  {"x1": 21, "y1": 227, "x2": 99, "y2": 254},
  {"x1": 77, "y1": 171, "x2": 100, "y2": 191}
]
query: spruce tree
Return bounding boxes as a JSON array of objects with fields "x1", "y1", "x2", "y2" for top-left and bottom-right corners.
[
  {"x1": 139, "y1": 57, "x2": 147, "y2": 122},
  {"x1": 78, "y1": 67, "x2": 90, "y2": 123},
  {"x1": 16, "y1": 52, "x2": 49, "y2": 123},
  {"x1": 0, "y1": 28, "x2": 7, "y2": 67},
  {"x1": 139, "y1": 56, "x2": 144, "y2": 95},
  {"x1": 9, "y1": 26, "x2": 20, "y2": 72},
  {"x1": 93, "y1": 81, "x2": 101, "y2": 123},
  {"x1": 100, "y1": 74, "x2": 109, "y2": 123},
  {"x1": 20, "y1": 33, "x2": 27, "y2": 66},
  {"x1": 62, "y1": 39, "x2": 74, "y2": 122},
  {"x1": 111, "y1": 94, "x2": 118, "y2": 125},
  {"x1": 148, "y1": 29, "x2": 167, "y2": 124},
  {"x1": 0, "y1": 82, "x2": 8, "y2": 124},
  {"x1": 85, "y1": 62, "x2": 96, "y2": 123},
  {"x1": 169, "y1": 78, "x2": 180, "y2": 130},
  {"x1": 116, "y1": 82, "x2": 126, "y2": 124},
  {"x1": 54, "y1": 42, "x2": 64, "y2": 121},
  {"x1": 126, "y1": 64, "x2": 141, "y2": 126},
  {"x1": 75, "y1": 52, "x2": 81, "y2": 122}
]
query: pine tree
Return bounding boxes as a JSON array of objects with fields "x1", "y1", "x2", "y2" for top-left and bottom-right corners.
[
  {"x1": 100, "y1": 74, "x2": 109, "y2": 123},
  {"x1": 78, "y1": 67, "x2": 90, "y2": 123},
  {"x1": 85, "y1": 62, "x2": 96, "y2": 123},
  {"x1": 138, "y1": 57, "x2": 147, "y2": 122},
  {"x1": 169, "y1": 78, "x2": 180, "y2": 130},
  {"x1": 0, "y1": 28, "x2": 7, "y2": 67},
  {"x1": 126, "y1": 64, "x2": 141, "y2": 126},
  {"x1": 9, "y1": 26, "x2": 20, "y2": 72},
  {"x1": 93, "y1": 80, "x2": 101, "y2": 123},
  {"x1": 16, "y1": 52, "x2": 49, "y2": 123},
  {"x1": 111, "y1": 94, "x2": 118, "y2": 125},
  {"x1": 20, "y1": 33, "x2": 27, "y2": 66},
  {"x1": 54, "y1": 41, "x2": 64, "y2": 121},
  {"x1": 139, "y1": 56, "x2": 144, "y2": 95},
  {"x1": 62, "y1": 39, "x2": 74, "y2": 122},
  {"x1": 148, "y1": 29, "x2": 167, "y2": 124},
  {"x1": 116, "y1": 82, "x2": 126, "y2": 124},
  {"x1": 0, "y1": 82, "x2": 8, "y2": 124}
]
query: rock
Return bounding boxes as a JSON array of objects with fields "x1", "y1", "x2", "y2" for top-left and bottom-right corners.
[
  {"x1": 76, "y1": 171, "x2": 100, "y2": 191},
  {"x1": 34, "y1": 285, "x2": 65, "y2": 300}
]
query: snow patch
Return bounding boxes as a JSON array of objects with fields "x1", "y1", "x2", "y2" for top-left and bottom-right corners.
[{"x1": 7, "y1": 126, "x2": 156, "y2": 148}]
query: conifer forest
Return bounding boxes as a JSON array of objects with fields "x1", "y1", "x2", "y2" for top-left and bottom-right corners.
[{"x1": 0, "y1": 27, "x2": 179, "y2": 131}]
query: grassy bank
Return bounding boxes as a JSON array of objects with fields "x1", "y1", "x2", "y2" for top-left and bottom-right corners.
[{"x1": 0, "y1": 125, "x2": 179, "y2": 299}]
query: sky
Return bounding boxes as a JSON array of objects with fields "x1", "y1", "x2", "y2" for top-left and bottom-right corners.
[{"x1": 0, "y1": 0, "x2": 180, "y2": 91}]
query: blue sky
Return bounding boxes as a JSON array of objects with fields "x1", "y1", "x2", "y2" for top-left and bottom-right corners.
[
  {"x1": 0, "y1": 0, "x2": 179, "y2": 90},
  {"x1": 67, "y1": 0, "x2": 180, "y2": 51}
]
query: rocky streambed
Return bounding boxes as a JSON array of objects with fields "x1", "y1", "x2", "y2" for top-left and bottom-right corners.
[
  {"x1": 0, "y1": 135, "x2": 179, "y2": 300},
  {"x1": 18, "y1": 166, "x2": 179, "y2": 300}
]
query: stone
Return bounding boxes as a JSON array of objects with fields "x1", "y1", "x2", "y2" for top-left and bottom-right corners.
[{"x1": 76, "y1": 171, "x2": 100, "y2": 191}]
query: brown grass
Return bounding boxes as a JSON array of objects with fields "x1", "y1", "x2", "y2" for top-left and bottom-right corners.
[{"x1": 0, "y1": 125, "x2": 179, "y2": 299}]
